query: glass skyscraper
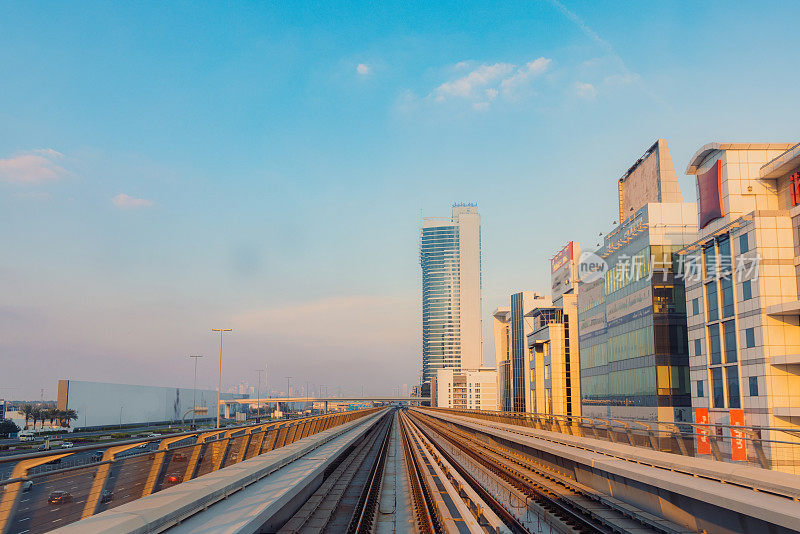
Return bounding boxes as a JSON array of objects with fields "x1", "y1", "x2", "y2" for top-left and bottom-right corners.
[{"x1": 420, "y1": 204, "x2": 482, "y2": 384}]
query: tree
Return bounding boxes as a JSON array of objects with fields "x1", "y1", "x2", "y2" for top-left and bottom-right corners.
[
  {"x1": 0, "y1": 419, "x2": 20, "y2": 438},
  {"x1": 31, "y1": 407, "x2": 42, "y2": 430},
  {"x1": 44, "y1": 408, "x2": 57, "y2": 429},
  {"x1": 61, "y1": 409, "x2": 78, "y2": 428},
  {"x1": 21, "y1": 405, "x2": 33, "y2": 430}
]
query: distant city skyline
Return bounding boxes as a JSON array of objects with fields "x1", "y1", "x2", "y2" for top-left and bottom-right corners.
[{"x1": 3, "y1": 2, "x2": 800, "y2": 399}]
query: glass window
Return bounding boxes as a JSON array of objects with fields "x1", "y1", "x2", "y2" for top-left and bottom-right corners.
[
  {"x1": 708, "y1": 324, "x2": 721, "y2": 365},
  {"x1": 697, "y1": 379, "x2": 705, "y2": 398},
  {"x1": 694, "y1": 338, "x2": 701, "y2": 357},
  {"x1": 739, "y1": 233, "x2": 749, "y2": 253},
  {"x1": 726, "y1": 366, "x2": 740, "y2": 409},
  {"x1": 692, "y1": 298, "x2": 699, "y2": 315},
  {"x1": 745, "y1": 327, "x2": 755, "y2": 348},
  {"x1": 711, "y1": 367, "x2": 724, "y2": 408},
  {"x1": 742, "y1": 280, "x2": 752, "y2": 300},
  {"x1": 718, "y1": 236, "x2": 731, "y2": 274},
  {"x1": 723, "y1": 321, "x2": 737, "y2": 363},
  {"x1": 720, "y1": 278, "x2": 734, "y2": 318},
  {"x1": 704, "y1": 242, "x2": 717, "y2": 279},
  {"x1": 706, "y1": 281, "x2": 719, "y2": 321},
  {"x1": 749, "y1": 376, "x2": 759, "y2": 397}
]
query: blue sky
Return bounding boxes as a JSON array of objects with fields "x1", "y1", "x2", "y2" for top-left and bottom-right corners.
[{"x1": 2, "y1": 1, "x2": 800, "y2": 400}]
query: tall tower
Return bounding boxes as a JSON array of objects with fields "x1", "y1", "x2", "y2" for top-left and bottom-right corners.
[{"x1": 420, "y1": 204, "x2": 482, "y2": 384}]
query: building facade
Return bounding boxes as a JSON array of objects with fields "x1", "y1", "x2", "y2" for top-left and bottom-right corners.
[
  {"x1": 492, "y1": 306, "x2": 512, "y2": 411},
  {"x1": 511, "y1": 292, "x2": 551, "y2": 412},
  {"x1": 679, "y1": 142, "x2": 800, "y2": 473},
  {"x1": 431, "y1": 368, "x2": 499, "y2": 411},
  {"x1": 578, "y1": 140, "x2": 698, "y2": 422},
  {"x1": 527, "y1": 242, "x2": 582, "y2": 417},
  {"x1": 420, "y1": 204, "x2": 482, "y2": 384}
]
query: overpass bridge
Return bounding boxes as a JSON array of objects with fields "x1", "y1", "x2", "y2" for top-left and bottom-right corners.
[{"x1": 1, "y1": 407, "x2": 798, "y2": 533}]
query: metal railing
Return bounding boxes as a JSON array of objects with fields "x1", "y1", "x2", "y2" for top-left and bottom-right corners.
[
  {"x1": 0, "y1": 408, "x2": 380, "y2": 534},
  {"x1": 422, "y1": 407, "x2": 800, "y2": 474}
]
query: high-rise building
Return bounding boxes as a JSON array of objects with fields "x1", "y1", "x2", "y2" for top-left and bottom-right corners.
[
  {"x1": 679, "y1": 142, "x2": 800, "y2": 473},
  {"x1": 420, "y1": 204, "x2": 482, "y2": 384},
  {"x1": 577, "y1": 140, "x2": 698, "y2": 422},
  {"x1": 492, "y1": 307, "x2": 512, "y2": 411}
]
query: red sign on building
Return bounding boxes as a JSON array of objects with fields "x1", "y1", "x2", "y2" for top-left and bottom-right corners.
[
  {"x1": 695, "y1": 408, "x2": 711, "y2": 455},
  {"x1": 790, "y1": 172, "x2": 800, "y2": 207},
  {"x1": 697, "y1": 159, "x2": 724, "y2": 229},
  {"x1": 730, "y1": 409, "x2": 747, "y2": 461},
  {"x1": 551, "y1": 241, "x2": 574, "y2": 274}
]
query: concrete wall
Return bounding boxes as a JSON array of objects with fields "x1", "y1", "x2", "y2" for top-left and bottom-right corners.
[{"x1": 58, "y1": 380, "x2": 245, "y2": 428}]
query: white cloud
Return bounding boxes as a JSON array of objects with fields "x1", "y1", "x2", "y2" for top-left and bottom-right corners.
[
  {"x1": 499, "y1": 57, "x2": 552, "y2": 95},
  {"x1": 0, "y1": 148, "x2": 66, "y2": 184},
  {"x1": 429, "y1": 58, "x2": 551, "y2": 109},
  {"x1": 356, "y1": 63, "x2": 370, "y2": 75},
  {"x1": 112, "y1": 193, "x2": 154, "y2": 209},
  {"x1": 432, "y1": 63, "x2": 514, "y2": 101},
  {"x1": 575, "y1": 82, "x2": 596, "y2": 99}
]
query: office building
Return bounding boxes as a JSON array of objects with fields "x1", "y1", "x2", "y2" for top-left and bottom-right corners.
[
  {"x1": 511, "y1": 291, "x2": 551, "y2": 412},
  {"x1": 420, "y1": 204, "x2": 482, "y2": 384},
  {"x1": 578, "y1": 139, "x2": 698, "y2": 422},
  {"x1": 431, "y1": 368, "x2": 499, "y2": 411},
  {"x1": 679, "y1": 142, "x2": 800, "y2": 473},
  {"x1": 527, "y1": 242, "x2": 582, "y2": 417},
  {"x1": 492, "y1": 306, "x2": 512, "y2": 411}
]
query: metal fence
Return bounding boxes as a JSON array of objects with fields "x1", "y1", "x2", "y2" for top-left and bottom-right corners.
[
  {"x1": 0, "y1": 408, "x2": 379, "y2": 534},
  {"x1": 423, "y1": 407, "x2": 800, "y2": 474}
]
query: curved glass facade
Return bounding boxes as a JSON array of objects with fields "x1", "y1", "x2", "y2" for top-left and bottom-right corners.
[{"x1": 420, "y1": 225, "x2": 461, "y2": 383}]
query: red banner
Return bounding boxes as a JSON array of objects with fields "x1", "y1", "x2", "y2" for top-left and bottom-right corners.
[
  {"x1": 730, "y1": 409, "x2": 747, "y2": 461},
  {"x1": 695, "y1": 408, "x2": 710, "y2": 455}
]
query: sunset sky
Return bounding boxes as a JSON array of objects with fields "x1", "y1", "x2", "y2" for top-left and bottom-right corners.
[{"x1": 3, "y1": 1, "x2": 800, "y2": 399}]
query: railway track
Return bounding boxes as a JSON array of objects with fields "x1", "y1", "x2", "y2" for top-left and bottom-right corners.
[
  {"x1": 277, "y1": 410, "x2": 394, "y2": 534},
  {"x1": 406, "y1": 410, "x2": 686, "y2": 534}
]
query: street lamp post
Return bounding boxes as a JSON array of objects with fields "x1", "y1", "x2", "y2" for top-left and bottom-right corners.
[
  {"x1": 212, "y1": 328, "x2": 232, "y2": 429},
  {"x1": 255, "y1": 369, "x2": 265, "y2": 418},
  {"x1": 189, "y1": 355, "x2": 203, "y2": 427},
  {"x1": 285, "y1": 377, "x2": 292, "y2": 414}
]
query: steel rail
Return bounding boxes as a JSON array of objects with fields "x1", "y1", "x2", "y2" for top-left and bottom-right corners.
[{"x1": 349, "y1": 411, "x2": 394, "y2": 533}]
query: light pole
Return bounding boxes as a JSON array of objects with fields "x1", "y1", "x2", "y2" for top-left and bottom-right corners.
[
  {"x1": 285, "y1": 377, "x2": 292, "y2": 414},
  {"x1": 189, "y1": 355, "x2": 203, "y2": 427},
  {"x1": 255, "y1": 369, "x2": 265, "y2": 418},
  {"x1": 212, "y1": 328, "x2": 232, "y2": 428}
]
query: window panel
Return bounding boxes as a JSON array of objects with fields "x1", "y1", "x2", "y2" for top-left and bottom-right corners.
[
  {"x1": 723, "y1": 321, "x2": 737, "y2": 363},
  {"x1": 720, "y1": 278, "x2": 734, "y2": 318},
  {"x1": 708, "y1": 324, "x2": 721, "y2": 365},
  {"x1": 726, "y1": 366, "x2": 740, "y2": 409},
  {"x1": 711, "y1": 367, "x2": 724, "y2": 408},
  {"x1": 706, "y1": 281, "x2": 719, "y2": 322}
]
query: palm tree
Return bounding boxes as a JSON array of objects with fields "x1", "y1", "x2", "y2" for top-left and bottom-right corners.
[
  {"x1": 45, "y1": 409, "x2": 58, "y2": 429},
  {"x1": 21, "y1": 405, "x2": 33, "y2": 430},
  {"x1": 62, "y1": 409, "x2": 78, "y2": 428},
  {"x1": 31, "y1": 407, "x2": 42, "y2": 430}
]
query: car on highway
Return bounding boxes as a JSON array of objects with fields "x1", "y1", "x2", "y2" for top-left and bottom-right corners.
[
  {"x1": 147, "y1": 433, "x2": 162, "y2": 438},
  {"x1": 61, "y1": 442, "x2": 74, "y2": 448},
  {"x1": 172, "y1": 452, "x2": 188, "y2": 462},
  {"x1": 48, "y1": 491, "x2": 73, "y2": 504},
  {"x1": 100, "y1": 489, "x2": 113, "y2": 503},
  {"x1": 21, "y1": 480, "x2": 33, "y2": 492},
  {"x1": 90, "y1": 451, "x2": 104, "y2": 462}
]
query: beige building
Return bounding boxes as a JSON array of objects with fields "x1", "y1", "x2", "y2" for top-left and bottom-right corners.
[
  {"x1": 680, "y1": 142, "x2": 800, "y2": 473},
  {"x1": 511, "y1": 292, "x2": 552, "y2": 412},
  {"x1": 527, "y1": 242, "x2": 582, "y2": 417},
  {"x1": 492, "y1": 306, "x2": 512, "y2": 411},
  {"x1": 431, "y1": 368, "x2": 499, "y2": 411}
]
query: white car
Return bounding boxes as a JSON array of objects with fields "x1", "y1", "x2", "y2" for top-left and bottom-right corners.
[
  {"x1": 147, "y1": 433, "x2": 162, "y2": 438},
  {"x1": 61, "y1": 442, "x2": 74, "y2": 448}
]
